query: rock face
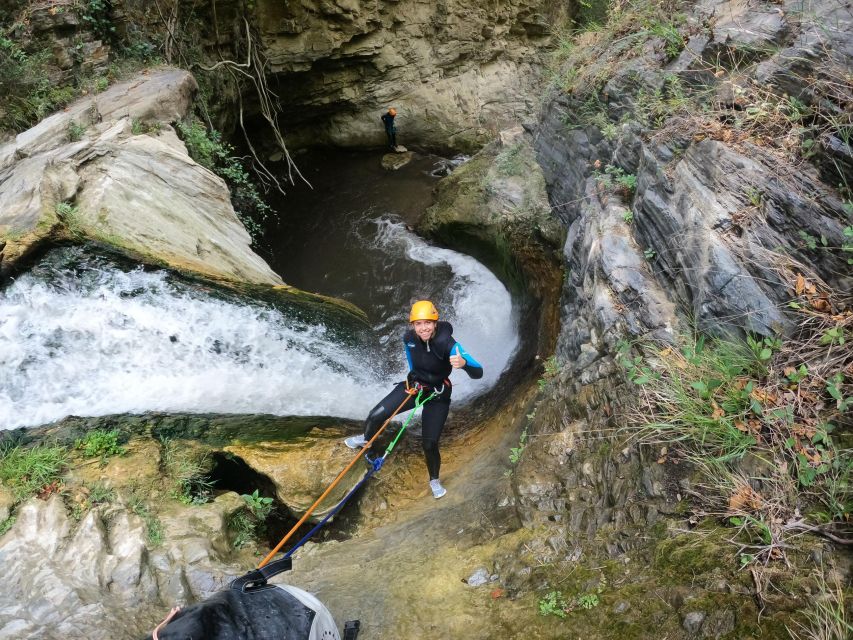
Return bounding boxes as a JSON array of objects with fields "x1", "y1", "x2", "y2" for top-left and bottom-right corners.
[
  {"x1": 0, "y1": 413, "x2": 363, "y2": 639},
  {"x1": 250, "y1": 0, "x2": 558, "y2": 152},
  {"x1": 515, "y1": 0, "x2": 851, "y2": 550},
  {"x1": 0, "y1": 68, "x2": 280, "y2": 286}
]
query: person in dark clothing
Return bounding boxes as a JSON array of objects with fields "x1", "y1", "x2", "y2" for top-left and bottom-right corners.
[
  {"x1": 345, "y1": 300, "x2": 483, "y2": 499},
  {"x1": 381, "y1": 107, "x2": 397, "y2": 150}
]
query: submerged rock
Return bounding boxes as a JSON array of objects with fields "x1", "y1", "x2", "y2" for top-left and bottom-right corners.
[{"x1": 380, "y1": 151, "x2": 414, "y2": 171}]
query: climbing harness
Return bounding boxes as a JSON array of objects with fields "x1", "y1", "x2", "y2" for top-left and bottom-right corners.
[{"x1": 257, "y1": 386, "x2": 435, "y2": 569}]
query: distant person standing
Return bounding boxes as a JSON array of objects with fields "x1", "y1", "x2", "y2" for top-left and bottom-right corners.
[{"x1": 381, "y1": 107, "x2": 397, "y2": 150}]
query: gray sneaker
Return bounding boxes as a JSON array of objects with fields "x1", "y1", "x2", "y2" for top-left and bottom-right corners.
[
  {"x1": 429, "y1": 479, "x2": 447, "y2": 499},
  {"x1": 344, "y1": 434, "x2": 367, "y2": 449}
]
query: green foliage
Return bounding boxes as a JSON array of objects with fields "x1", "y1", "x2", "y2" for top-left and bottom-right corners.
[
  {"x1": 160, "y1": 438, "x2": 215, "y2": 505},
  {"x1": 126, "y1": 489, "x2": 163, "y2": 545},
  {"x1": 228, "y1": 510, "x2": 258, "y2": 549},
  {"x1": 131, "y1": 118, "x2": 161, "y2": 136},
  {"x1": 820, "y1": 326, "x2": 845, "y2": 347},
  {"x1": 744, "y1": 186, "x2": 762, "y2": 207},
  {"x1": 75, "y1": 429, "x2": 125, "y2": 459},
  {"x1": 825, "y1": 374, "x2": 850, "y2": 412},
  {"x1": 648, "y1": 21, "x2": 685, "y2": 60},
  {"x1": 0, "y1": 516, "x2": 16, "y2": 537},
  {"x1": 634, "y1": 74, "x2": 690, "y2": 128},
  {"x1": 495, "y1": 143, "x2": 525, "y2": 175},
  {"x1": 0, "y1": 444, "x2": 68, "y2": 500},
  {"x1": 577, "y1": 593, "x2": 600, "y2": 609},
  {"x1": 228, "y1": 489, "x2": 275, "y2": 548},
  {"x1": 79, "y1": 0, "x2": 116, "y2": 42},
  {"x1": 0, "y1": 35, "x2": 77, "y2": 132},
  {"x1": 54, "y1": 202, "x2": 85, "y2": 236},
  {"x1": 619, "y1": 323, "x2": 852, "y2": 564},
  {"x1": 644, "y1": 247, "x2": 657, "y2": 260},
  {"x1": 537, "y1": 355, "x2": 561, "y2": 389},
  {"x1": 538, "y1": 590, "x2": 568, "y2": 618},
  {"x1": 538, "y1": 581, "x2": 605, "y2": 619},
  {"x1": 509, "y1": 425, "x2": 528, "y2": 465},
  {"x1": 241, "y1": 489, "x2": 273, "y2": 521},
  {"x1": 87, "y1": 482, "x2": 116, "y2": 504},
  {"x1": 594, "y1": 163, "x2": 637, "y2": 197},
  {"x1": 176, "y1": 118, "x2": 271, "y2": 242}
]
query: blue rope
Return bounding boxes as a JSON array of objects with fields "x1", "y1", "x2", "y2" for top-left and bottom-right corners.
[{"x1": 283, "y1": 466, "x2": 377, "y2": 559}]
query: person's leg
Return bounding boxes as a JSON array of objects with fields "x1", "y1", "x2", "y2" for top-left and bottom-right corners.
[
  {"x1": 345, "y1": 382, "x2": 413, "y2": 450},
  {"x1": 390, "y1": 129, "x2": 397, "y2": 149},
  {"x1": 421, "y1": 399, "x2": 450, "y2": 481}
]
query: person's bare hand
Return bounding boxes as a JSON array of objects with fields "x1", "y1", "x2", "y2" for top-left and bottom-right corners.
[{"x1": 449, "y1": 345, "x2": 466, "y2": 369}]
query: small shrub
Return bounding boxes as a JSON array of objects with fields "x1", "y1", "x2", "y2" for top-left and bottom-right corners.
[
  {"x1": 538, "y1": 590, "x2": 568, "y2": 618},
  {"x1": 67, "y1": 121, "x2": 86, "y2": 142},
  {"x1": 649, "y1": 21, "x2": 685, "y2": 60},
  {"x1": 131, "y1": 118, "x2": 161, "y2": 136},
  {"x1": 75, "y1": 429, "x2": 125, "y2": 459},
  {"x1": 241, "y1": 489, "x2": 273, "y2": 521}
]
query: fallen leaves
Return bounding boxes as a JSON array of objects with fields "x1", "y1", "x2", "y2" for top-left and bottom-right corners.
[{"x1": 728, "y1": 484, "x2": 764, "y2": 513}]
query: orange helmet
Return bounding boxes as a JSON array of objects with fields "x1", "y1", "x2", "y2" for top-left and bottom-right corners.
[
  {"x1": 388, "y1": 108, "x2": 397, "y2": 116},
  {"x1": 409, "y1": 300, "x2": 438, "y2": 322}
]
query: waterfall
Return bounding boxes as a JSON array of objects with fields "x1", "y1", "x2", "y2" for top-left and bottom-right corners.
[{"x1": 1, "y1": 234, "x2": 518, "y2": 430}]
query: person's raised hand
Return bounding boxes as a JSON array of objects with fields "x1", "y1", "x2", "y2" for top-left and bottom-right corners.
[{"x1": 449, "y1": 344, "x2": 466, "y2": 369}]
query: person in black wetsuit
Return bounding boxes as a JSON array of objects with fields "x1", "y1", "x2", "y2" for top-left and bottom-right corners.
[
  {"x1": 381, "y1": 107, "x2": 397, "y2": 150},
  {"x1": 345, "y1": 300, "x2": 483, "y2": 499}
]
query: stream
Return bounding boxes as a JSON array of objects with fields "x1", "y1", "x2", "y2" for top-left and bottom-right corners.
[{"x1": 0, "y1": 151, "x2": 519, "y2": 430}]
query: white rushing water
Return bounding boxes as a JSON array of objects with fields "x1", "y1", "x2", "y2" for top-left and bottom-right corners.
[{"x1": 0, "y1": 232, "x2": 518, "y2": 430}]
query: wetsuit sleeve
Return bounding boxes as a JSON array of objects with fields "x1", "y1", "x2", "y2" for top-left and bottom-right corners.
[
  {"x1": 403, "y1": 337, "x2": 413, "y2": 371},
  {"x1": 452, "y1": 342, "x2": 483, "y2": 379}
]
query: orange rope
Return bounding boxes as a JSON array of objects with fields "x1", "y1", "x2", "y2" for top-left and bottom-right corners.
[{"x1": 257, "y1": 387, "x2": 416, "y2": 569}]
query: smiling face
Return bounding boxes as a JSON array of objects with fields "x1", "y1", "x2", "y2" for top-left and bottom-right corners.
[{"x1": 412, "y1": 319, "x2": 437, "y2": 342}]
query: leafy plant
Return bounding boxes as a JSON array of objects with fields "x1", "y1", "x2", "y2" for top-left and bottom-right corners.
[
  {"x1": 509, "y1": 426, "x2": 528, "y2": 465},
  {"x1": 67, "y1": 121, "x2": 86, "y2": 142},
  {"x1": 825, "y1": 374, "x2": 850, "y2": 412},
  {"x1": 241, "y1": 489, "x2": 274, "y2": 521},
  {"x1": 820, "y1": 326, "x2": 845, "y2": 347},
  {"x1": 745, "y1": 186, "x2": 763, "y2": 207},
  {"x1": 75, "y1": 429, "x2": 125, "y2": 459},
  {"x1": 594, "y1": 163, "x2": 637, "y2": 197},
  {"x1": 577, "y1": 593, "x2": 600, "y2": 609},
  {"x1": 623, "y1": 211, "x2": 634, "y2": 224},
  {"x1": 538, "y1": 590, "x2": 568, "y2": 618},
  {"x1": 79, "y1": 0, "x2": 116, "y2": 42},
  {"x1": 0, "y1": 516, "x2": 16, "y2": 537},
  {"x1": 644, "y1": 247, "x2": 657, "y2": 260}
]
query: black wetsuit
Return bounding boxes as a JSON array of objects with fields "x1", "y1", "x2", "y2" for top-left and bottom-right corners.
[
  {"x1": 381, "y1": 112, "x2": 397, "y2": 149},
  {"x1": 363, "y1": 321, "x2": 483, "y2": 480}
]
